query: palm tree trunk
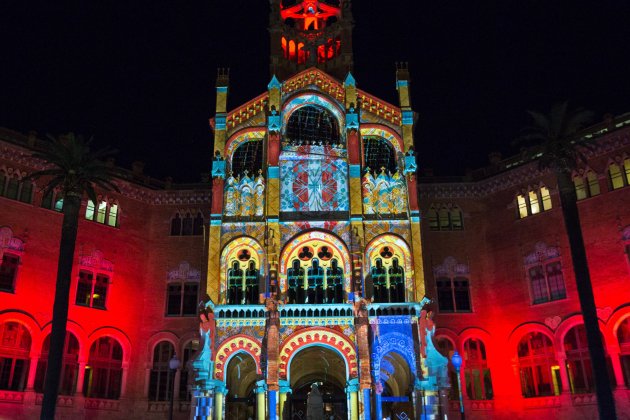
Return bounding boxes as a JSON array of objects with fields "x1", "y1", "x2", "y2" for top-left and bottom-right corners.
[
  {"x1": 40, "y1": 194, "x2": 81, "y2": 420},
  {"x1": 556, "y1": 171, "x2": 616, "y2": 419}
]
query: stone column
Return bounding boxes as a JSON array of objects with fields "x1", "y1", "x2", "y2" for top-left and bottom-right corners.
[
  {"x1": 608, "y1": 346, "x2": 626, "y2": 389},
  {"x1": 25, "y1": 355, "x2": 39, "y2": 390},
  {"x1": 75, "y1": 361, "x2": 87, "y2": 395},
  {"x1": 346, "y1": 378, "x2": 359, "y2": 420},
  {"x1": 279, "y1": 380, "x2": 291, "y2": 420},
  {"x1": 214, "y1": 383, "x2": 226, "y2": 420},
  {"x1": 255, "y1": 380, "x2": 266, "y2": 420},
  {"x1": 361, "y1": 387, "x2": 371, "y2": 420},
  {"x1": 120, "y1": 363, "x2": 129, "y2": 397},
  {"x1": 556, "y1": 353, "x2": 571, "y2": 393}
]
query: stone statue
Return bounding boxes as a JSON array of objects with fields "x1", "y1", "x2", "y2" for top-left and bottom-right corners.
[{"x1": 306, "y1": 383, "x2": 324, "y2": 420}]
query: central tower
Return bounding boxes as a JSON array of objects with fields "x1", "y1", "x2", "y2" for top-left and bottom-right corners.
[
  {"x1": 193, "y1": 3, "x2": 449, "y2": 420},
  {"x1": 269, "y1": 0, "x2": 354, "y2": 80}
]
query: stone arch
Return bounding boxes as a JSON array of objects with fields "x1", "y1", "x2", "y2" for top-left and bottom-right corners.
[
  {"x1": 220, "y1": 236, "x2": 266, "y2": 301},
  {"x1": 281, "y1": 92, "x2": 345, "y2": 140},
  {"x1": 279, "y1": 229, "x2": 351, "y2": 294},
  {"x1": 214, "y1": 335, "x2": 262, "y2": 381},
  {"x1": 87, "y1": 326, "x2": 132, "y2": 364},
  {"x1": 365, "y1": 233, "x2": 414, "y2": 291},
  {"x1": 458, "y1": 327, "x2": 494, "y2": 368},
  {"x1": 360, "y1": 124, "x2": 404, "y2": 155},
  {"x1": 38, "y1": 320, "x2": 88, "y2": 362},
  {"x1": 372, "y1": 332, "x2": 417, "y2": 389},
  {"x1": 507, "y1": 322, "x2": 555, "y2": 361},
  {"x1": 279, "y1": 327, "x2": 358, "y2": 381},
  {"x1": 0, "y1": 311, "x2": 41, "y2": 358},
  {"x1": 145, "y1": 331, "x2": 180, "y2": 365},
  {"x1": 608, "y1": 304, "x2": 630, "y2": 349},
  {"x1": 224, "y1": 128, "x2": 265, "y2": 164},
  {"x1": 555, "y1": 314, "x2": 608, "y2": 352}
]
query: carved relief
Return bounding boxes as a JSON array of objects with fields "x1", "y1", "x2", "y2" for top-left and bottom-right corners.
[
  {"x1": 362, "y1": 169, "x2": 407, "y2": 216},
  {"x1": 224, "y1": 170, "x2": 265, "y2": 218}
]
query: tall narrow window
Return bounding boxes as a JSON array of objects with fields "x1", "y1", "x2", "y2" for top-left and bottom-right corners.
[
  {"x1": 18, "y1": 181, "x2": 32, "y2": 203},
  {"x1": 170, "y1": 213, "x2": 182, "y2": 236},
  {"x1": 149, "y1": 341, "x2": 175, "y2": 401},
  {"x1": 34, "y1": 333, "x2": 79, "y2": 395},
  {"x1": 0, "y1": 253, "x2": 19, "y2": 293},
  {"x1": 540, "y1": 187, "x2": 552, "y2": 211},
  {"x1": 574, "y1": 176, "x2": 587, "y2": 200},
  {"x1": 84, "y1": 337, "x2": 123, "y2": 399},
  {"x1": 363, "y1": 137, "x2": 397, "y2": 175},
  {"x1": 609, "y1": 163, "x2": 625, "y2": 190},
  {"x1": 427, "y1": 207, "x2": 439, "y2": 230},
  {"x1": 107, "y1": 204, "x2": 118, "y2": 227},
  {"x1": 86, "y1": 200, "x2": 95, "y2": 220},
  {"x1": 625, "y1": 158, "x2": 630, "y2": 185},
  {"x1": 518, "y1": 332, "x2": 560, "y2": 397},
  {"x1": 587, "y1": 172, "x2": 600, "y2": 196},
  {"x1": 517, "y1": 194, "x2": 528, "y2": 219},
  {"x1": 528, "y1": 190, "x2": 540, "y2": 214},
  {"x1": 193, "y1": 212, "x2": 204, "y2": 235},
  {"x1": 464, "y1": 338, "x2": 493, "y2": 400},
  {"x1": 0, "y1": 322, "x2": 31, "y2": 391},
  {"x1": 6, "y1": 178, "x2": 19, "y2": 200},
  {"x1": 182, "y1": 213, "x2": 193, "y2": 236},
  {"x1": 0, "y1": 172, "x2": 5, "y2": 196}
]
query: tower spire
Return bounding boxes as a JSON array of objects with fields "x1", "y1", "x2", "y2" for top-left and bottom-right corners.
[{"x1": 269, "y1": 0, "x2": 354, "y2": 80}]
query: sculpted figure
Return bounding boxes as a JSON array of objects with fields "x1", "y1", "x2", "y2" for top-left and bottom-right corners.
[{"x1": 306, "y1": 383, "x2": 324, "y2": 420}]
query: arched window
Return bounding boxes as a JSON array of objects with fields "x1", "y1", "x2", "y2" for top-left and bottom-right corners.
[
  {"x1": 193, "y1": 212, "x2": 204, "y2": 236},
  {"x1": 182, "y1": 213, "x2": 193, "y2": 236},
  {"x1": 517, "y1": 332, "x2": 559, "y2": 398},
  {"x1": 435, "y1": 337, "x2": 459, "y2": 401},
  {"x1": 573, "y1": 171, "x2": 600, "y2": 200},
  {"x1": 285, "y1": 105, "x2": 340, "y2": 147},
  {"x1": 434, "y1": 257, "x2": 471, "y2": 313},
  {"x1": 34, "y1": 332, "x2": 79, "y2": 395},
  {"x1": 41, "y1": 190, "x2": 64, "y2": 212},
  {"x1": 84, "y1": 337, "x2": 123, "y2": 399},
  {"x1": 148, "y1": 341, "x2": 175, "y2": 401},
  {"x1": 370, "y1": 252, "x2": 406, "y2": 303},
  {"x1": 76, "y1": 270, "x2": 109, "y2": 309},
  {"x1": 227, "y1": 261, "x2": 244, "y2": 304},
  {"x1": 525, "y1": 243, "x2": 566, "y2": 305},
  {"x1": 516, "y1": 187, "x2": 552, "y2": 219},
  {"x1": 563, "y1": 324, "x2": 610, "y2": 394},
  {"x1": 608, "y1": 161, "x2": 628, "y2": 190},
  {"x1": 618, "y1": 318, "x2": 630, "y2": 386},
  {"x1": 427, "y1": 204, "x2": 464, "y2": 231},
  {"x1": 170, "y1": 213, "x2": 182, "y2": 236},
  {"x1": 0, "y1": 322, "x2": 31, "y2": 391},
  {"x1": 364, "y1": 137, "x2": 397, "y2": 174},
  {"x1": 180, "y1": 340, "x2": 199, "y2": 401},
  {"x1": 463, "y1": 338, "x2": 493, "y2": 400},
  {"x1": 231, "y1": 140, "x2": 263, "y2": 179},
  {"x1": 287, "y1": 253, "x2": 344, "y2": 305},
  {"x1": 226, "y1": 249, "x2": 261, "y2": 305}
]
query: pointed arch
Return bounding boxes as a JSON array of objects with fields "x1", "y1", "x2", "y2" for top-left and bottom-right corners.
[{"x1": 220, "y1": 236, "x2": 266, "y2": 302}]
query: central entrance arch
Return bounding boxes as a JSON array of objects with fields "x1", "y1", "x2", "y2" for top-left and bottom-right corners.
[{"x1": 289, "y1": 346, "x2": 348, "y2": 419}]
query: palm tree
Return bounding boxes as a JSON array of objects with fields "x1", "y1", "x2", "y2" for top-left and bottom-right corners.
[
  {"x1": 519, "y1": 102, "x2": 616, "y2": 419},
  {"x1": 27, "y1": 133, "x2": 118, "y2": 420}
]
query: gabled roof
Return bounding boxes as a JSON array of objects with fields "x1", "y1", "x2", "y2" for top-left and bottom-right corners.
[{"x1": 217, "y1": 67, "x2": 402, "y2": 135}]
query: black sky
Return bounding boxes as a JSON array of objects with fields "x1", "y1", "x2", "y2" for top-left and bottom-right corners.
[{"x1": 2, "y1": 1, "x2": 630, "y2": 181}]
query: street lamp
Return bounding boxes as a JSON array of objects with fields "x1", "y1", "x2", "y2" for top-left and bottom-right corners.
[
  {"x1": 169, "y1": 354, "x2": 181, "y2": 420},
  {"x1": 451, "y1": 351, "x2": 465, "y2": 420}
]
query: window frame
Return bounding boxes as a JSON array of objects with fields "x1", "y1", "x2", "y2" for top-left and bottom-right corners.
[
  {"x1": 85, "y1": 199, "x2": 120, "y2": 228},
  {"x1": 0, "y1": 252, "x2": 20, "y2": 293},
  {"x1": 165, "y1": 281, "x2": 199, "y2": 317},
  {"x1": 526, "y1": 258, "x2": 567, "y2": 305},
  {"x1": 516, "y1": 186, "x2": 553, "y2": 219},
  {"x1": 75, "y1": 269, "x2": 110, "y2": 310},
  {"x1": 463, "y1": 338, "x2": 493, "y2": 400}
]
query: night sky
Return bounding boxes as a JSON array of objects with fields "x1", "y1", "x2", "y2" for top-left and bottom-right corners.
[{"x1": 2, "y1": 1, "x2": 630, "y2": 181}]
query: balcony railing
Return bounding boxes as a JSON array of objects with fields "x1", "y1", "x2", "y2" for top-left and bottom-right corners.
[
  {"x1": 0, "y1": 390, "x2": 24, "y2": 404},
  {"x1": 85, "y1": 397, "x2": 120, "y2": 411}
]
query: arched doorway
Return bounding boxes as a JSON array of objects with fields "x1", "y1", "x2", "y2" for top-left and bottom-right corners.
[
  {"x1": 225, "y1": 353, "x2": 258, "y2": 420},
  {"x1": 289, "y1": 346, "x2": 347, "y2": 419},
  {"x1": 378, "y1": 351, "x2": 415, "y2": 419}
]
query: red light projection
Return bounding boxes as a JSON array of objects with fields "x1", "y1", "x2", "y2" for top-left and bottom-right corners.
[{"x1": 280, "y1": 1, "x2": 341, "y2": 32}]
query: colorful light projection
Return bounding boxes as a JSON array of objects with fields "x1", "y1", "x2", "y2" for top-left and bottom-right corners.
[
  {"x1": 365, "y1": 234, "x2": 414, "y2": 291},
  {"x1": 219, "y1": 237, "x2": 266, "y2": 302},
  {"x1": 224, "y1": 128, "x2": 265, "y2": 164},
  {"x1": 278, "y1": 230, "x2": 351, "y2": 295},
  {"x1": 360, "y1": 125, "x2": 404, "y2": 156},
  {"x1": 214, "y1": 334, "x2": 262, "y2": 381},
  {"x1": 278, "y1": 327, "x2": 358, "y2": 381}
]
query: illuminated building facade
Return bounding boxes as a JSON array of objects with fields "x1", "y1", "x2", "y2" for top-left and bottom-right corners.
[{"x1": 1, "y1": 1, "x2": 630, "y2": 419}]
